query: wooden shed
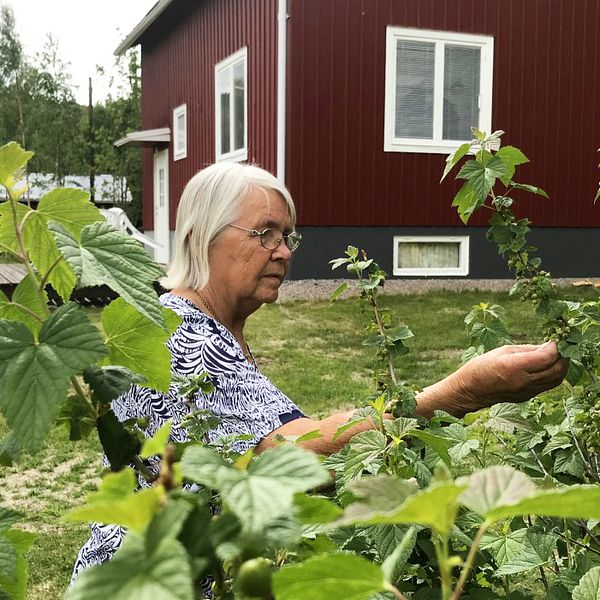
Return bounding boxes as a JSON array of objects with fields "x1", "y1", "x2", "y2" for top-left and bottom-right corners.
[{"x1": 116, "y1": 0, "x2": 600, "y2": 278}]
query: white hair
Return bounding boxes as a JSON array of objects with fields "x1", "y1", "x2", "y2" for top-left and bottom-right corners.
[{"x1": 160, "y1": 162, "x2": 296, "y2": 291}]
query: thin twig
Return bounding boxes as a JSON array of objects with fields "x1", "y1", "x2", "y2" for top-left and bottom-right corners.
[
  {"x1": 451, "y1": 523, "x2": 489, "y2": 600},
  {"x1": 563, "y1": 399, "x2": 598, "y2": 482},
  {"x1": 578, "y1": 519, "x2": 600, "y2": 549},
  {"x1": 539, "y1": 517, "x2": 600, "y2": 557},
  {"x1": 529, "y1": 447, "x2": 552, "y2": 479}
]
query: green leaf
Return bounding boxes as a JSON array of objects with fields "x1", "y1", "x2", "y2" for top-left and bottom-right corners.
[
  {"x1": 273, "y1": 554, "x2": 387, "y2": 600},
  {"x1": 496, "y1": 146, "x2": 529, "y2": 185},
  {"x1": 181, "y1": 444, "x2": 330, "y2": 532},
  {"x1": 58, "y1": 393, "x2": 97, "y2": 442},
  {"x1": 481, "y1": 528, "x2": 527, "y2": 566},
  {"x1": 381, "y1": 525, "x2": 417, "y2": 582},
  {"x1": 102, "y1": 299, "x2": 181, "y2": 391},
  {"x1": 0, "y1": 554, "x2": 26, "y2": 600},
  {"x1": 451, "y1": 181, "x2": 479, "y2": 224},
  {"x1": 0, "y1": 276, "x2": 47, "y2": 337},
  {"x1": 441, "y1": 142, "x2": 472, "y2": 181},
  {"x1": 333, "y1": 414, "x2": 370, "y2": 442},
  {"x1": 431, "y1": 423, "x2": 479, "y2": 462},
  {"x1": 457, "y1": 156, "x2": 507, "y2": 203},
  {"x1": 1, "y1": 530, "x2": 36, "y2": 554},
  {"x1": 573, "y1": 566, "x2": 600, "y2": 600},
  {"x1": 140, "y1": 420, "x2": 172, "y2": 459},
  {"x1": 330, "y1": 282, "x2": 349, "y2": 302},
  {"x1": 0, "y1": 143, "x2": 33, "y2": 194},
  {"x1": 484, "y1": 403, "x2": 536, "y2": 434},
  {"x1": 0, "y1": 509, "x2": 22, "y2": 533},
  {"x1": 458, "y1": 466, "x2": 536, "y2": 520},
  {"x1": 0, "y1": 302, "x2": 107, "y2": 451},
  {"x1": 553, "y1": 449, "x2": 585, "y2": 478},
  {"x1": 388, "y1": 325, "x2": 414, "y2": 342},
  {"x1": 338, "y1": 476, "x2": 462, "y2": 537},
  {"x1": 291, "y1": 429, "x2": 323, "y2": 444},
  {"x1": 22, "y1": 212, "x2": 76, "y2": 301},
  {"x1": 52, "y1": 221, "x2": 165, "y2": 327},
  {"x1": 0, "y1": 202, "x2": 28, "y2": 253},
  {"x1": 84, "y1": 366, "x2": 143, "y2": 405},
  {"x1": 0, "y1": 433, "x2": 21, "y2": 467},
  {"x1": 66, "y1": 533, "x2": 193, "y2": 600},
  {"x1": 37, "y1": 188, "x2": 101, "y2": 236},
  {"x1": 509, "y1": 181, "x2": 549, "y2": 197},
  {"x1": 408, "y1": 430, "x2": 452, "y2": 467},
  {"x1": 343, "y1": 430, "x2": 388, "y2": 482},
  {"x1": 384, "y1": 418, "x2": 419, "y2": 440},
  {"x1": 96, "y1": 410, "x2": 141, "y2": 472},
  {"x1": 293, "y1": 494, "x2": 343, "y2": 525},
  {"x1": 64, "y1": 468, "x2": 165, "y2": 533},
  {"x1": 0, "y1": 201, "x2": 76, "y2": 301},
  {"x1": 494, "y1": 531, "x2": 556, "y2": 576},
  {"x1": 0, "y1": 537, "x2": 16, "y2": 582},
  {"x1": 485, "y1": 484, "x2": 600, "y2": 523},
  {"x1": 145, "y1": 498, "x2": 194, "y2": 555}
]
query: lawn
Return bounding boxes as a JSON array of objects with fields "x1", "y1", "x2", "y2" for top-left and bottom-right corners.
[{"x1": 1, "y1": 284, "x2": 597, "y2": 598}]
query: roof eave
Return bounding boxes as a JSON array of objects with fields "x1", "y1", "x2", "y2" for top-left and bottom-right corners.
[
  {"x1": 114, "y1": 0, "x2": 175, "y2": 55},
  {"x1": 114, "y1": 128, "x2": 171, "y2": 148}
]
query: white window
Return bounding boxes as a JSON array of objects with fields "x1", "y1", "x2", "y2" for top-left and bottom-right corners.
[
  {"x1": 173, "y1": 104, "x2": 187, "y2": 161},
  {"x1": 393, "y1": 235, "x2": 469, "y2": 276},
  {"x1": 384, "y1": 27, "x2": 493, "y2": 154},
  {"x1": 215, "y1": 47, "x2": 248, "y2": 162}
]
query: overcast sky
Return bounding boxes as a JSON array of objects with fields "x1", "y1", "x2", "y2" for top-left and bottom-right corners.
[{"x1": 4, "y1": 0, "x2": 157, "y2": 104}]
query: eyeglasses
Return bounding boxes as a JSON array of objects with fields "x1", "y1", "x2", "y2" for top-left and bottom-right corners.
[{"x1": 229, "y1": 224, "x2": 302, "y2": 252}]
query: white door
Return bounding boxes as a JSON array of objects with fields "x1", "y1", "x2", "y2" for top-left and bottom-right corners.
[{"x1": 153, "y1": 149, "x2": 170, "y2": 264}]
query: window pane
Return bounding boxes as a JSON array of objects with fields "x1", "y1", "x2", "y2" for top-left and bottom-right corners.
[
  {"x1": 217, "y1": 69, "x2": 231, "y2": 155},
  {"x1": 177, "y1": 113, "x2": 185, "y2": 153},
  {"x1": 443, "y1": 45, "x2": 481, "y2": 140},
  {"x1": 397, "y1": 242, "x2": 460, "y2": 269},
  {"x1": 233, "y1": 61, "x2": 245, "y2": 151},
  {"x1": 395, "y1": 40, "x2": 435, "y2": 139}
]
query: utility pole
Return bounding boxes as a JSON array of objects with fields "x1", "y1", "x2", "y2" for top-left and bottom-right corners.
[{"x1": 88, "y1": 77, "x2": 95, "y2": 203}]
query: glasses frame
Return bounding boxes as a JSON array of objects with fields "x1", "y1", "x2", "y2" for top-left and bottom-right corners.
[{"x1": 229, "y1": 224, "x2": 302, "y2": 252}]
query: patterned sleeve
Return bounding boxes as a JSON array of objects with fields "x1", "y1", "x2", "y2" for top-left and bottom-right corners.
[{"x1": 162, "y1": 294, "x2": 305, "y2": 453}]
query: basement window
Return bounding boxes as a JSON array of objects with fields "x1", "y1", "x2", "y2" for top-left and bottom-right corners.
[
  {"x1": 384, "y1": 27, "x2": 494, "y2": 154},
  {"x1": 393, "y1": 236, "x2": 469, "y2": 276},
  {"x1": 215, "y1": 47, "x2": 248, "y2": 162}
]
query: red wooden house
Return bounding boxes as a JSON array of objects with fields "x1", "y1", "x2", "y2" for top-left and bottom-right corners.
[{"x1": 115, "y1": 0, "x2": 600, "y2": 278}]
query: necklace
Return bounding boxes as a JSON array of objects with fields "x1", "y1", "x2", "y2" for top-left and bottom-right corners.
[{"x1": 191, "y1": 290, "x2": 256, "y2": 367}]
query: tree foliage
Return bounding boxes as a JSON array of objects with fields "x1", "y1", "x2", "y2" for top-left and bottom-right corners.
[{"x1": 0, "y1": 7, "x2": 142, "y2": 223}]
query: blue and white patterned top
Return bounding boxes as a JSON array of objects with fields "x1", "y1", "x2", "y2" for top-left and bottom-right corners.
[{"x1": 71, "y1": 293, "x2": 304, "y2": 581}]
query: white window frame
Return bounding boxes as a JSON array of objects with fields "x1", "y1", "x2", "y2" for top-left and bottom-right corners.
[
  {"x1": 173, "y1": 104, "x2": 187, "y2": 161},
  {"x1": 393, "y1": 235, "x2": 470, "y2": 276},
  {"x1": 384, "y1": 27, "x2": 494, "y2": 154},
  {"x1": 215, "y1": 47, "x2": 248, "y2": 162}
]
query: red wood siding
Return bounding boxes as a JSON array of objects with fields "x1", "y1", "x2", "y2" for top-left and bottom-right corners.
[
  {"x1": 286, "y1": 0, "x2": 600, "y2": 228},
  {"x1": 139, "y1": 0, "x2": 278, "y2": 230}
]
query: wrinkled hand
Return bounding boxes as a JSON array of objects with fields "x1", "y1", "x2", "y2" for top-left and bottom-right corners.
[{"x1": 417, "y1": 341, "x2": 568, "y2": 418}]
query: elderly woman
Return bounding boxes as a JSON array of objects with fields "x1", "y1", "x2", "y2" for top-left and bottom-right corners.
[{"x1": 72, "y1": 162, "x2": 567, "y2": 577}]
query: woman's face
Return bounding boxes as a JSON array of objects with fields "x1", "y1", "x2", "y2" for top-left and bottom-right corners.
[{"x1": 206, "y1": 187, "x2": 294, "y2": 313}]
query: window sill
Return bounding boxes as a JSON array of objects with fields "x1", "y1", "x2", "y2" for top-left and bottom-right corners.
[
  {"x1": 384, "y1": 140, "x2": 471, "y2": 155},
  {"x1": 216, "y1": 148, "x2": 248, "y2": 163}
]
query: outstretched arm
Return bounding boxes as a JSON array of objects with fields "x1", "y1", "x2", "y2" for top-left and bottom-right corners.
[
  {"x1": 257, "y1": 341, "x2": 568, "y2": 455},
  {"x1": 416, "y1": 341, "x2": 568, "y2": 418}
]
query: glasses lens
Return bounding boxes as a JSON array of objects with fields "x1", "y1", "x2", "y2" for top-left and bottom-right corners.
[
  {"x1": 260, "y1": 228, "x2": 283, "y2": 250},
  {"x1": 285, "y1": 232, "x2": 302, "y2": 252}
]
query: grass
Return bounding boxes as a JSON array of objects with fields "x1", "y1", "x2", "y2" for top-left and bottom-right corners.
[{"x1": 1, "y1": 284, "x2": 598, "y2": 598}]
